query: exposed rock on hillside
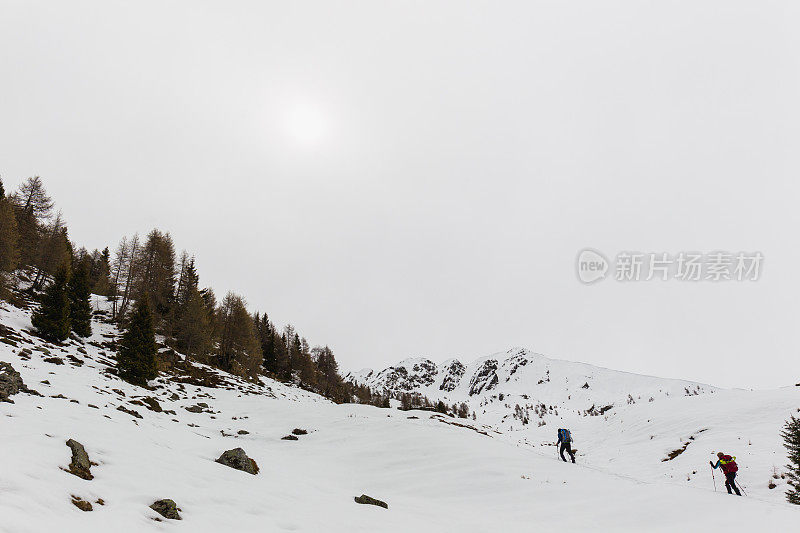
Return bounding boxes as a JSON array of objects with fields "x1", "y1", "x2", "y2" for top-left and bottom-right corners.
[
  {"x1": 215, "y1": 448, "x2": 259, "y2": 475},
  {"x1": 150, "y1": 499, "x2": 182, "y2": 520},
  {"x1": 354, "y1": 494, "x2": 388, "y2": 509},
  {"x1": 65, "y1": 439, "x2": 94, "y2": 480}
]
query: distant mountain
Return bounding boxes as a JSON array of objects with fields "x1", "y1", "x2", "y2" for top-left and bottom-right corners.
[{"x1": 346, "y1": 348, "x2": 716, "y2": 431}]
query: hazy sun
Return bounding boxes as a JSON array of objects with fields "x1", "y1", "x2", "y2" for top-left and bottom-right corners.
[{"x1": 285, "y1": 104, "x2": 326, "y2": 145}]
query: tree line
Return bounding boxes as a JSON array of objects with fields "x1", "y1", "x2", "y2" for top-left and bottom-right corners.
[{"x1": 0, "y1": 176, "x2": 348, "y2": 401}]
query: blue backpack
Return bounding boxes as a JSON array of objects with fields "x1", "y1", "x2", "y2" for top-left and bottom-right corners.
[{"x1": 558, "y1": 428, "x2": 571, "y2": 443}]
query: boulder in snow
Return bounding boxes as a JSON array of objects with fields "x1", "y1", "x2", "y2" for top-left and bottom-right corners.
[
  {"x1": 150, "y1": 499, "x2": 182, "y2": 520},
  {"x1": 0, "y1": 362, "x2": 25, "y2": 402},
  {"x1": 354, "y1": 494, "x2": 388, "y2": 509},
  {"x1": 215, "y1": 448, "x2": 259, "y2": 475},
  {"x1": 70, "y1": 495, "x2": 93, "y2": 512},
  {"x1": 65, "y1": 439, "x2": 94, "y2": 480}
]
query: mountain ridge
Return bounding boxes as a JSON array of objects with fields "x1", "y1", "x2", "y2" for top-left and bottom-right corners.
[{"x1": 346, "y1": 347, "x2": 716, "y2": 431}]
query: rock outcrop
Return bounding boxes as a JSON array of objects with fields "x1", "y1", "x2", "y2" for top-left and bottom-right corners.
[{"x1": 0, "y1": 362, "x2": 26, "y2": 402}]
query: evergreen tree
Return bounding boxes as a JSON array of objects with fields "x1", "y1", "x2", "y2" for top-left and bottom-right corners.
[
  {"x1": 255, "y1": 313, "x2": 277, "y2": 373},
  {"x1": 117, "y1": 298, "x2": 157, "y2": 386},
  {"x1": 68, "y1": 262, "x2": 92, "y2": 337},
  {"x1": 173, "y1": 258, "x2": 211, "y2": 358},
  {"x1": 782, "y1": 414, "x2": 800, "y2": 505},
  {"x1": 31, "y1": 265, "x2": 71, "y2": 342}
]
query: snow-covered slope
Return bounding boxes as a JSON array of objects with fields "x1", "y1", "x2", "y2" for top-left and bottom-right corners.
[
  {"x1": 346, "y1": 348, "x2": 715, "y2": 430},
  {"x1": 2, "y1": 300, "x2": 799, "y2": 532}
]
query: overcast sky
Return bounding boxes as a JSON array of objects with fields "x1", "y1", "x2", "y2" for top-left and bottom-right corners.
[{"x1": 2, "y1": 1, "x2": 799, "y2": 389}]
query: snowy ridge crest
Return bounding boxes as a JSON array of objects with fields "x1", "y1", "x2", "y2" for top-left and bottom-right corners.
[{"x1": 346, "y1": 347, "x2": 715, "y2": 430}]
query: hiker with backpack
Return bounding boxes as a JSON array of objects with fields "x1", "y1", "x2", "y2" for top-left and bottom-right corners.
[
  {"x1": 710, "y1": 452, "x2": 741, "y2": 496},
  {"x1": 557, "y1": 428, "x2": 575, "y2": 463}
]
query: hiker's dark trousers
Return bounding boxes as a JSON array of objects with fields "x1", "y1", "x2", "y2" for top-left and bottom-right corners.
[
  {"x1": 724, "y1": 472, "x2": 742, "y2": 495},
  {"x1": 559, "y1": 442, "x2": 575, "y2": 463}
]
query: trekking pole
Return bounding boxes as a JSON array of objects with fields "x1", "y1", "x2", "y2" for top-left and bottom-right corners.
[
  {"x1": 736, "y1": 479, "x2": 747, "y2": 496},
  {"x1": 710, "y1": 465, "x2": 716, "y2": 492}
]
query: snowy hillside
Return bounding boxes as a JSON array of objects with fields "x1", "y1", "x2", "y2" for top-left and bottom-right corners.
[
  {"x1": 347, "y1": 348, "x2": 715, "y2": 430},
  {"x1": 2, "y1": 300, "x2": 799, "y2": 532}
]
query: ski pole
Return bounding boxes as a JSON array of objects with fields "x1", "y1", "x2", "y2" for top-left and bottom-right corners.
[
  {"x1": 736, "y1": 479, "x2": 747, "y2": 496},
  {"x1": 710, "y1": 465, "x2": 716, "y2": 492}
]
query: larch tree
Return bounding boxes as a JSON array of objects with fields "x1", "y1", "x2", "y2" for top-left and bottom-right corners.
[
  {"x1": 109, "y1": 237, "x2": 130, "y2": 320},
  {"x1": 135, "y1": 229, "x2": 175, "y2": 328},
  {"x1": 116, "y1": 233, "x2": 141, "y2": 320},
  {"x1": 88, "y1": 247, "x2": 112, "y2": 296},
  {"x1": 30, "y1": 212, "x2": 72, "y2": 290},
  {"x1": 0, "y1": 178, "x2": 20, "y2": 298},
  {"x1": 216, "y1": 292, "x2": 262, "y2": 379},
  {"x1": 11, "y1": 176, "x2": 53, "y2": 267}
]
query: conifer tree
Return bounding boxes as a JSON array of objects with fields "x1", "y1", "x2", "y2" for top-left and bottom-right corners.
[
  {"x1": 782, "y1": 414, "x2": 800, "y2": 505},
  {"x1": 68, "y1": 263, "x2": 93, "y2": 337},
  {"x1": 31, "y1": 265, "x2": 71, "y2": 342},
  {"x1": 255, "y1": 313, "x2": 276, "y2": 373},
  {"x1": 173, "y1": 258, "x2": 211, "y2": 358},
  {"x1": 117, "y1": 298, "x2": 157, "y2": 386}
]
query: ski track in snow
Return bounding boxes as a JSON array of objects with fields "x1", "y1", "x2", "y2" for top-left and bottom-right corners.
[{"x1": 1, "y1": 298, "x2": 799, "y2": 532}]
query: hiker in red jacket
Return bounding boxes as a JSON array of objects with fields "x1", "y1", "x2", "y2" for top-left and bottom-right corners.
[{"x1": 711, "y1": 452, "x2": 741, "y2": 495}]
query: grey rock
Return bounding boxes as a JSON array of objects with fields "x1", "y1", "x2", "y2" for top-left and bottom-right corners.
[
  {"x1": 66, "y1": 439, "x2": 93, "y2": 480},
  {"x1": 150, "y1": 499, "x2": 182, "y2": 520},
  {"x1": 0, "y1": 362, "x2": 25, "y2": 403},
  {"x1": 354, "y1": 494, "x2": 388, "y2": 509},
  {"x1": 215, "y1": 448, "x2": 259, "y2": 475}
]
